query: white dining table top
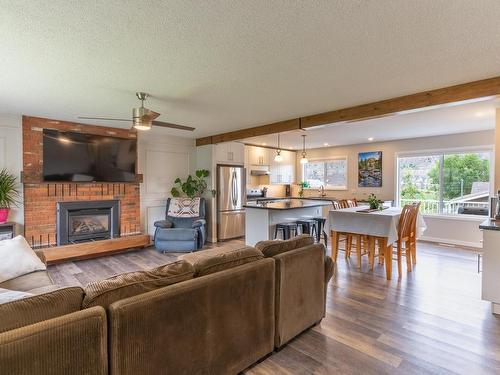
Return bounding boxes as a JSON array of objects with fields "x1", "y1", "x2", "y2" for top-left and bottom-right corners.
[{"x1": 329, "y1": 205, "x2": 426, "y2": 244}]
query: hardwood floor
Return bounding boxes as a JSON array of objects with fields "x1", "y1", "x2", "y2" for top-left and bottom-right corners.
[{"x1": 48, "y1": 241, "x2": 500, "y2": 374}]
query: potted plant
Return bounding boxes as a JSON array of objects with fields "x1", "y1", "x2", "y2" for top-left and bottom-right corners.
[
  {"x1": 171, "y1": 169, "x2": 210, "y2": 198},
  {"x1": 0, "y1": 169, "x2": 20, "y2": 223},
  {"x1": 367, "y1": 193, "x2": 382, "y2": 210},
  {"x1": 298, "y1": 181, "x2": 310, "y2": 198}
]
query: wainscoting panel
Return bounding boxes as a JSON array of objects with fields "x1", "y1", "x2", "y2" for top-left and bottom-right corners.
[{"x1": 145, "y1": 205, "x2": 166, "y2": 237}]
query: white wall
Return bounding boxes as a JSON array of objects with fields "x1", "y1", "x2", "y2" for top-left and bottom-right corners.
[
  {"x1": 138, "y1": 132, "x2": 196, "y2": 237},
  {"x1": 0, "y1": 114, "x2": 23, "y2": 234},
  {"x1": 296, "y1": 130, "x2": 494, "y2": 248}
]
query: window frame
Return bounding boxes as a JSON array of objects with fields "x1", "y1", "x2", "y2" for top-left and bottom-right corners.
[
  {"x1": 302, "y1": 156, "x2": 349, "y2": 191},
  {"x1": 395, "y1": 146, "x2": 494, "y2": 217}
]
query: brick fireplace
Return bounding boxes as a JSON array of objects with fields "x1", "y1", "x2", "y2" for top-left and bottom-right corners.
[{"x1": 22, "y1": 116, "x2": 141, "y2": 248}]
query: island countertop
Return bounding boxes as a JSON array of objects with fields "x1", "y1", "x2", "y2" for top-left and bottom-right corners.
[
  {"x1": 244, "y1": 199, "x2": 333, "y2": 210},
  {"x1": 479, "y1": 218, "x2": 500, "y2": 231}
]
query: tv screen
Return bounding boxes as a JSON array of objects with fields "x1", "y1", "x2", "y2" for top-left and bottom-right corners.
[{"x1": 43, "y1": 129, "x2": 137, "y2": 182}]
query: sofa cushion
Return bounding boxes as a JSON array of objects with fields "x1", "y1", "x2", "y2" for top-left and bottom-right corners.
[
  {"x1": 82, "y1": 260, "x2": 195, "y2": 309},
  {"x1": 0, "y1": 270, "x2": 54, "y2": 292},
  {"x1": 255, "y1": 234, "x2": 315, "y2": 257},
  {"x1": 180, "y1": 246, "x2": 263, "y2": 276},
  {"x1": 0, "y1": 286, "x2": 84, "y2": 333},
  {"x1": 0, "y1": 235, "x2": 47, "y2": 283}
]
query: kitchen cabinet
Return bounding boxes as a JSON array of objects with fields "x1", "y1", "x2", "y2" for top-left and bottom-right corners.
[
  {"x1": 269, "y1": 149, "x2": 296, "y2": 185},
  {"x1": 215, "y1": 142, "x2": 245, "y2": 165},
  {"x1": 247, "y1": 145, "x2": 270, "y2": 166}
]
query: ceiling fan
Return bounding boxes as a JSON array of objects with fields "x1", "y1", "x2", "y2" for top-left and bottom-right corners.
[{"x1": 78, "y1": 92, "x2": 195, "y2": 131}]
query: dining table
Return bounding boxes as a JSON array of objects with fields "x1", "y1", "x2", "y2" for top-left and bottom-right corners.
[{"x1": 329, "y1": 206, "x2": 427, "y2": 280}]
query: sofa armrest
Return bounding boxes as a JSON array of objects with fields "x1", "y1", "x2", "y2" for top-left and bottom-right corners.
[
  {"x1": 0, "y1": 307, "x2": 107, "y2": 375},
  {"x1": 192, "y1": 219, "x2": 206, "y2": 228},
  {"x1": 324, "y1": 256, "x2": 334, "y2": 284},
  {"x1": 154, "y1": 220, "x2": 173, "y2": 229}
]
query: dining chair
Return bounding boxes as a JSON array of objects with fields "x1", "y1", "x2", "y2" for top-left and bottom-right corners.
[
  {"x1": 409, "y1": 201, "x2": 421, "y2": 265},
  {"x1": 384, "y1": 204, "x2": 417, "y2": 278}
]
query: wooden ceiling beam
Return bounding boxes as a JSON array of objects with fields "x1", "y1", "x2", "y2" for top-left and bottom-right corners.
[{"x1": 196, "y1": 76, "x2": 500, "y2": 145}]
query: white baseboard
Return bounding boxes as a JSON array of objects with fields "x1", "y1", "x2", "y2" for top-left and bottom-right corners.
[{"x1": 419, "y1": 235, "x2": 482, "y2": 249}]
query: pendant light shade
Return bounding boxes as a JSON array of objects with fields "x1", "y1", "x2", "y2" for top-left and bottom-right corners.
[
  {"x1": 300, "y1": 134, "x2": 308, "y2": 164},
  {"x1": 274, "y1": 133, "x2": 283, "y2": 162}
]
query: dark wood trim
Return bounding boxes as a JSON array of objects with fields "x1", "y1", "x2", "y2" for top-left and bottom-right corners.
[
  {"x1": 196, "y1": 76, "x2": 500, "y2": 144},
  {"x1": 43, "y1": 234, "x2": 151, "y2": 264},
  {"x1": 196, "y1": 136, "x2": 213, "y2": 146},
  {"x1": 210, "y1": 118, "x2": 301, "y2": 144},
  {"x1": 301, "y1": 76, "x2": 500, "y2": 128}
]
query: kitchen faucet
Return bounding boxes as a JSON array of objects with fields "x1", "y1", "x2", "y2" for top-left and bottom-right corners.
[{"x1": 318, "y1": 185, "x2": 326, "y2": 197}]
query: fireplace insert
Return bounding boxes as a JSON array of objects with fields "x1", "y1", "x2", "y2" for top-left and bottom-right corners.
[{"x1": 57, "y1": 200, "x2": 120, "y2": 245}]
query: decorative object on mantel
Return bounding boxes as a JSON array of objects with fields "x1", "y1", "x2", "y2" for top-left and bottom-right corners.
[
  {"x1": 0, "y1": 169, "x2": 20, "y2": 224},
  {"x1": 171, "y1": 169, "x2": 210, "y2": 198},
  {"x1": 298, "y1": 181, "x2": 310, "y2": 198},
  {"x1": 299, "y1": 135, "x2": 309, "y2": 164},
  {"x1": 358, "y1": 151, "x2": 382, "y2": 187}
]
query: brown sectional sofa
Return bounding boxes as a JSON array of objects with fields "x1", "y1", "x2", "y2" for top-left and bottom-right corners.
[{"x1": 0, "y1": 236, "x2": 333, "y2": 375}]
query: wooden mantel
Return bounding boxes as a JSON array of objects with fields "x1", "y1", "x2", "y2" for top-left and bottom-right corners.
[{"x1": 196, "y1": 76, "x2": 500, "y2": 146}]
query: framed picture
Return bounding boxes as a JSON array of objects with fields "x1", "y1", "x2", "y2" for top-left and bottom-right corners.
[{"x1": 358, "y1": 151, "x2": 382, "y2": 187}]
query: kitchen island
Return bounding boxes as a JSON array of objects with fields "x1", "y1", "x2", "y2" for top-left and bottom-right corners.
[
  {"x1": 244, "y1": 199, "x2": 333, "y2": 246},
  {"x1": 479, "y1": 218, "x2": 500, "y2": 315}
]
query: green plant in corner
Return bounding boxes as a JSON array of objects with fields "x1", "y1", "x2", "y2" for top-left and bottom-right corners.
[
  {"x1": 171, "y1": 169, "x2": 210, "y2": 198},
  {"x1": 298, "y1": 181, "x2": 310, "y2": 198},
  {"x1": 0, "y1": 168, "x2": 20, "y2": 223},
  {"x1": 367, "y1": 193, "x2": 381, "y2": 210}
]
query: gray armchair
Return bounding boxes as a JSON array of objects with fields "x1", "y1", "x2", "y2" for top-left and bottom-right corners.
[{"x1": 154, "y1": 197, "x2": 206, "y2": 253}]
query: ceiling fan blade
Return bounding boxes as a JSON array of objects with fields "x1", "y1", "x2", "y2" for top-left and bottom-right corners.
[
  {"x1": 152, "y1": 121, "x2": 195, "y2": 131},
  {"x1": 78, "y1": 116, "x2": 132, "y2": 122}
]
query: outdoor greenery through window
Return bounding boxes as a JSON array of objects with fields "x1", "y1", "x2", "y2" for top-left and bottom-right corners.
[
  {"x1": 303, "y1": 158, "x2": 347, "y2": 190},
  {"x1": 397, "y1": 151, "x2": 491, "y2": 215}
]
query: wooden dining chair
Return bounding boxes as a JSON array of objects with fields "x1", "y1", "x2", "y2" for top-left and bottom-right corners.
[
  {"x1": 391, "y1": 204, "x2": 418, "y2": 277},
  {"x1": 409, "y1": 202, "x2": 421, "y2": 265}
]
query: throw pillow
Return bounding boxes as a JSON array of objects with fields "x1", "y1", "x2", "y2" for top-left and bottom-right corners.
[
  {"x1": 255, "y1": 234, "x2": 315, "y2": 257},
  {"x1": 0, "y1": 288, "x2": 33, "y2": 304},
  {"x1": 0, "y1": 235, "x2": 46, "y2": 283},
  {"x1": 180, "y1": 246, "x2": 263, "y2": 276},
  {"x1": 82, "y1": 260, "x2": 195, "y2": 309}
]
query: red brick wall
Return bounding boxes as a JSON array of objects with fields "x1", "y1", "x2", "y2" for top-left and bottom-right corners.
[{"x1": 22, "y1": 116, "x2": 141, "y2": 247}]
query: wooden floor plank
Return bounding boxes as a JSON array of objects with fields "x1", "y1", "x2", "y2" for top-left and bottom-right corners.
[{"x1": 47, "y1": 240, "x2": 500, "y2": 374}]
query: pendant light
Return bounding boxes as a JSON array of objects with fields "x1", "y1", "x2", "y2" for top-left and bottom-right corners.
[
  {"x1": 300, "y1": 134, "x2": 308, "y2": 164},
  {"x1": 274, "y1": 133, "x2": 283, "y2": 162}
]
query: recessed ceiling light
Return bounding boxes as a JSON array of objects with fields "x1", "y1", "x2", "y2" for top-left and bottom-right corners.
[
  {"x1": 475, "y1": 112, "x2": 484, "y2": 117},
  {"x1": 324, "y1": 143, "x2": 329, "y2": 146},
  {"x1": 368, "y1": 137, "x2": 374, "y2": 141},
  {"x1": 262, "y1": 142, "x2": 267, "y2": 146}
]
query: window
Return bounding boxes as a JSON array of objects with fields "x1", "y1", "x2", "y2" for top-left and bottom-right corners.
[
  {"x1": 303, "y1": 157, "x2": 347, "y2": 190},
  {"x1": 397, "y1": 150, "x2": 491, "y2": 215}
]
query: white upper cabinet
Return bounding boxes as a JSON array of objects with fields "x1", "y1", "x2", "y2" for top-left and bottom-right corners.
[
  {"x1": 269, "y1": 149, "x2": 296, "y2": 185},
  {"x1": 215, "y1": 142, "x2": 245, "y2": 165},
  {"x1": 247, "y1": 145, "x2": 270, "y2": 166}
]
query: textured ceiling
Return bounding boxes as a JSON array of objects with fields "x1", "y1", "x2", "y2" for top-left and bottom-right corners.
[
  {"x1": 242, "y1": 98, "x2": 498, "y2": 149},
  {"x1": 1, "y1": 1, "x2": 500, "y2": 138}
]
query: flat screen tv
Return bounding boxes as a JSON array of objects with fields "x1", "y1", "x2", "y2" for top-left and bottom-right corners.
[{"x1": 43, "y1": 129, "x2": 137, "y2": 182}]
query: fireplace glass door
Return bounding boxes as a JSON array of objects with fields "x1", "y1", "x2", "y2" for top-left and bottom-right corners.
[{"x1": 68, "y1": 209, "x2": 111, "y2": 242}]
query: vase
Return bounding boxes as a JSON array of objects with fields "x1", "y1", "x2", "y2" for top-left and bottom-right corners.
[{"x1": 0, "y1": 208, "x2": 9, "y2": 224}]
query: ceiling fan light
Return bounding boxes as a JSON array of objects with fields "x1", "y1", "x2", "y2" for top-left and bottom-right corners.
[
  {"x1": 133, "y1": 121, "x2": 152, "y2": 131},
  {"x1": 274, "y1": 151, "x2": 283, "y2": 162}
]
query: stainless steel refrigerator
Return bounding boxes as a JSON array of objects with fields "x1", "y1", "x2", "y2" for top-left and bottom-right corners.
[{"x1": 217, "y1": 165, "x2": 246, "y2": 240}]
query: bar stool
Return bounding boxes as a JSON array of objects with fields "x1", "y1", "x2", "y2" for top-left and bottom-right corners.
[
  {"x1": 311, "y1": 217, "x2": 328, "y2": 246},
  {"x1": 296, "y1": 219, "x2": 318, "y2": 239},
  {"x1": 274, "y1": 222, "x2": 299, "y2": 240}
]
